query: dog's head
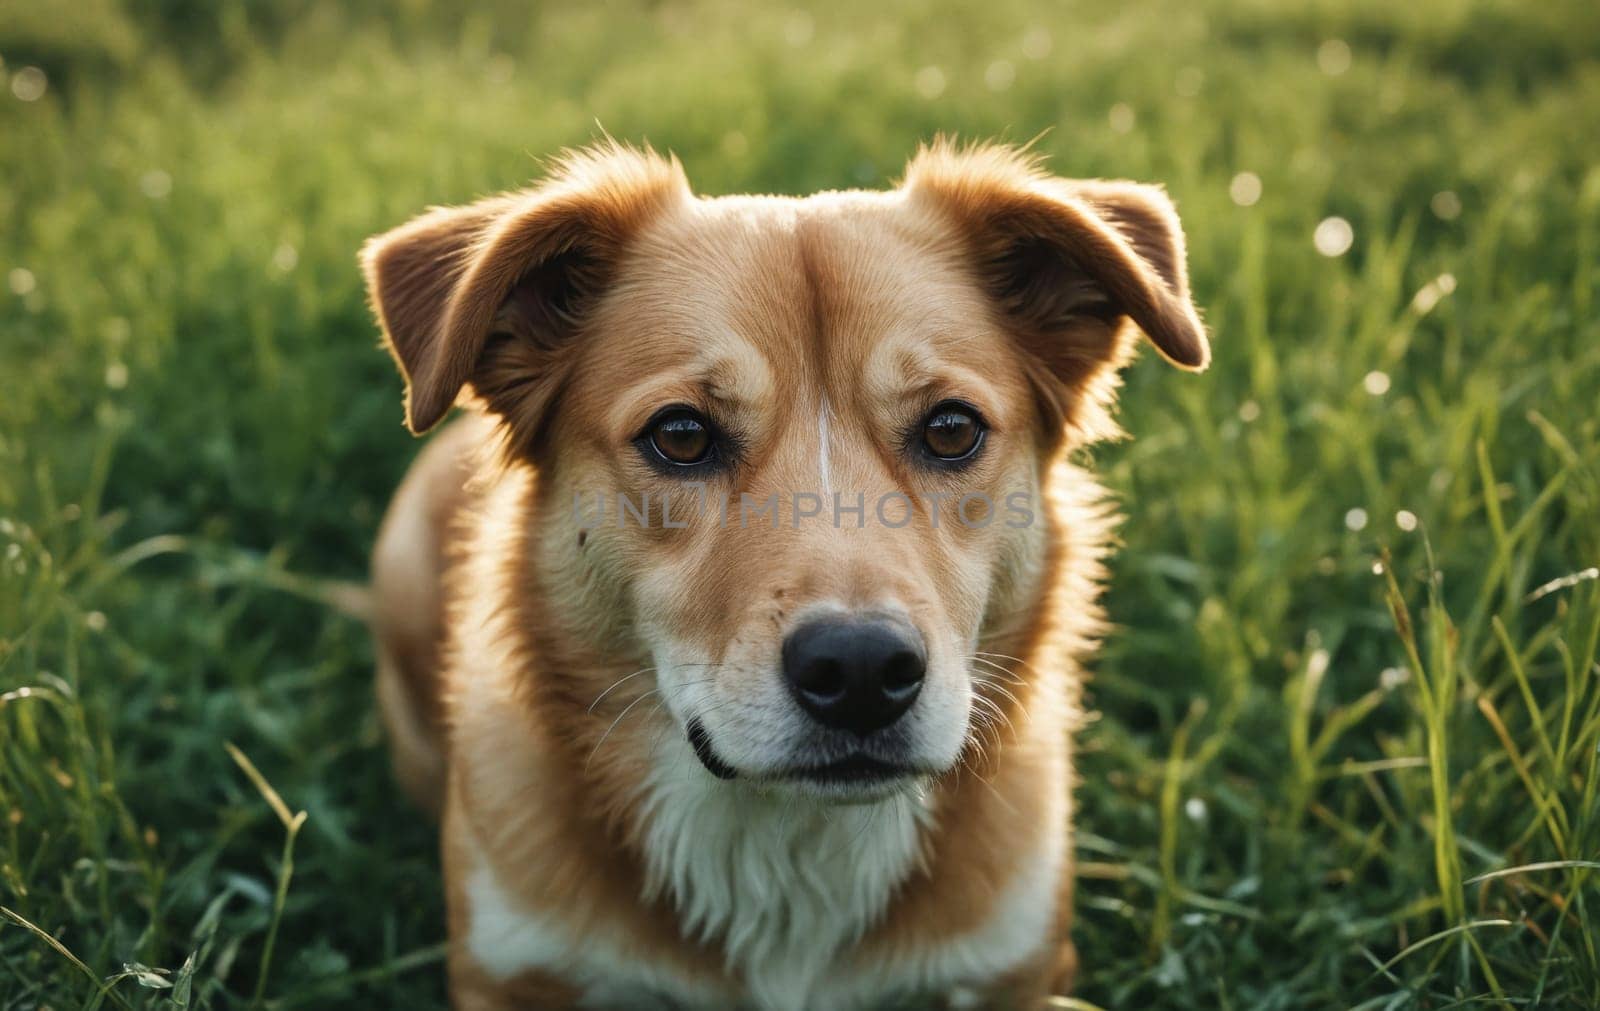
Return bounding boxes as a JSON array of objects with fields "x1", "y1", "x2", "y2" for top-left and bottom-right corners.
[{"x1": 363, "y1": 141, "x2": 1206, "y2": 801}]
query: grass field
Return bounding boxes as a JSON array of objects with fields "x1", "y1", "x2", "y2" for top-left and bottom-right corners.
[{"x1": 3, "y1": 0, "x2": 1599, "y2": 1007}]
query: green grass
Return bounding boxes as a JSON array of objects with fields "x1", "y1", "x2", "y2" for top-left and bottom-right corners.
[{"x1": 2, "y1": 0, "x2": 1599, "y2": 1006}]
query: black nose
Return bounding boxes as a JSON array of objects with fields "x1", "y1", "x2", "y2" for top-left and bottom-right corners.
[{"x1": 781, "y1": 618, "x2": 926, "y2": 736}]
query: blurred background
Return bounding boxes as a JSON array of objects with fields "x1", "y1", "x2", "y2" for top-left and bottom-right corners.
[{"x1": 2, "y1": 0, "x2": 1598, "y2": 1007}]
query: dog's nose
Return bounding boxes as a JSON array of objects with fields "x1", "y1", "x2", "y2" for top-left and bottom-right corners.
[{"x1": 781, "y1": 619, "x2": 926, "y2": 735}]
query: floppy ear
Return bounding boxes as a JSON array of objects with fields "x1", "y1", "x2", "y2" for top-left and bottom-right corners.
[
  {"x1": 361, "y1": 143, "x2": 689, "y2": 435},
  {"x1": 904, "y1": 143, "x2": 1209, "y2": 401}
]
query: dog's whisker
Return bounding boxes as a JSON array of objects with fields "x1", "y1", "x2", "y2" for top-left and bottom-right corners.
[
  {"x1": 970, "y1": 759, "x2": 1020, "y2": 817},
  {"x1": 592, "y1": 675, "x2": 721, "y2": 719},
  {"x1": 975, "y1": 690, "x2": 1023, "y2": 722},
  {"x1": 588, "y1": 667, "x2": 658, "y2": 713},
  {"x1": 970, "y1": 688, "x2": 1016, "y2": 730},
  {"x1": 970, "y1": 672, "x2": 1022, "y2": 707},
  {"x1": 957, "y1": 748, "x2": 998, "y2": 793},
  {"x1": 966, "y1": 665, "x2": 1024, "y2": 693},
  {"x1": 966, "y1": 654, "x2": 1025, "y2": 684},
  {"x1": 978, "y1": 686, "x2": 1022, "y2": 712},
  {"x1": 973, "y1": 650, "x2": 1036, "y2": 671},
  {"x1": 968, "y1": 662, "x2": 1030, "y2": 731},
  {"x1": 953, "y1": 723, "x2": 1021, "y2": 817},
  {"x1": 963, "y1": 702, "x2": 1012, "y2": 774},
  {"x1": 587, "y1": 688, "x2": 663, "y2": 769}
]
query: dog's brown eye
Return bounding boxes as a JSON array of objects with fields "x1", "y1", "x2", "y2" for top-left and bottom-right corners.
[
  {"x1": 922, "y1": 403, "x2": 984, "y2": 461},
  {"x1": 648, "y1": 409, "x2": 713, "y2": 466}
]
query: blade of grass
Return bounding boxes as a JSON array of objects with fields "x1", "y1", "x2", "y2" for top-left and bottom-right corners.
[
  {"x1": 0, "y1": 906, "x2": 132, "y2": 1010},
  {"x1": 225, "y1": 742, "x2": 308, "y2": 1010}
]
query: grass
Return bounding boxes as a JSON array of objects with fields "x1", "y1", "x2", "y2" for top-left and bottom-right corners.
[{"x1": 2, "y1": 0, "x2": 1598, "y2": 1006}]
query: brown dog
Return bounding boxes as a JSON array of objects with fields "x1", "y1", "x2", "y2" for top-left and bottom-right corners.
[{"x1": 362, "y1": 140, "x2": 1207, "y2": 1009}]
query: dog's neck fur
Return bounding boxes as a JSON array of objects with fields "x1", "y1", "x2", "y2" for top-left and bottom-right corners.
[{"x1": 634, "y1": 732, "x2": 935, "y2": 1008}]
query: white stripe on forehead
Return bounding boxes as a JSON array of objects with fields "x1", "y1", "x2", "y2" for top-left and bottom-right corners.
[{"x1": 818, "y1": 397, "x2": 834, "y2": 498}]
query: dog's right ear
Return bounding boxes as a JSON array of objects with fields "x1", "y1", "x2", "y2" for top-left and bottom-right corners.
[{"x1": 361, "y1": 143, "x2": 689, "y2": 435}]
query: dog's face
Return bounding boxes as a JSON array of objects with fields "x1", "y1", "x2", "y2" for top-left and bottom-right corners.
[
  {"x1": 556, "y1": 195, "x2": 1054, "y2": 797},
  {"x1": 364, "y1": 142, "x2": 1206, "y2": 801}
]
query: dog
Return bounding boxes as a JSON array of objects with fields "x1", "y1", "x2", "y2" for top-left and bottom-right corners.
[{"x1": 361, "y1": 140, "x2": 1208, "y2": 1010}]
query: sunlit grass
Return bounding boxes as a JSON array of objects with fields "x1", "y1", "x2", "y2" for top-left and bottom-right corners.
[{"x1": 2, "y1": 0, "x2": 1599, "y2": 1006}]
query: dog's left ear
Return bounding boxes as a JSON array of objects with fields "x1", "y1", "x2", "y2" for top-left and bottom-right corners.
[
  {"x1": 361, "y1": 143, "x2": 689, "y2": 436},
  {"x1": 904, "y1": 143, "x2": 1209, "y2": 394}
]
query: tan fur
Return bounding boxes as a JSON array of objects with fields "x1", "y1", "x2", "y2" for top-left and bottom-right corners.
[
  {"x1": 370, "y1": 412, "x2": 491, "y2": 814},
  {"x1": 363, "y1": 139, "x2": 1207, "y2": 1009}
]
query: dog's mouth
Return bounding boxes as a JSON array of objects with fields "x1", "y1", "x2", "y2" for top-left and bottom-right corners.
[
  {"x1": 784, "y1": 753, "x2": 915, "y2": 785},
  {"x1": 687, "y1": 718, "x2": 739, "y2": 780},
  {"x1": 686, "y1": 718, "x2": 916, "y2": 787}
]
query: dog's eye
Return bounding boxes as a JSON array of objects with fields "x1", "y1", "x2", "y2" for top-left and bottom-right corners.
[
  {"x1": 921, "y1": 402, "x2": 984, "y2": 462},
  {"x1": 646, "y1": 409, "x2": 713, "y2": 466}
]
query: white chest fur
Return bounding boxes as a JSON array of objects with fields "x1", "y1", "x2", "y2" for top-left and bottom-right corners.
[
  {"x1": 634, "y1": 741, "x2": 932, "y2": 1009},
  {"x1": 464, "y1": 739, "x2": 1063, "y2": 1009}
]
